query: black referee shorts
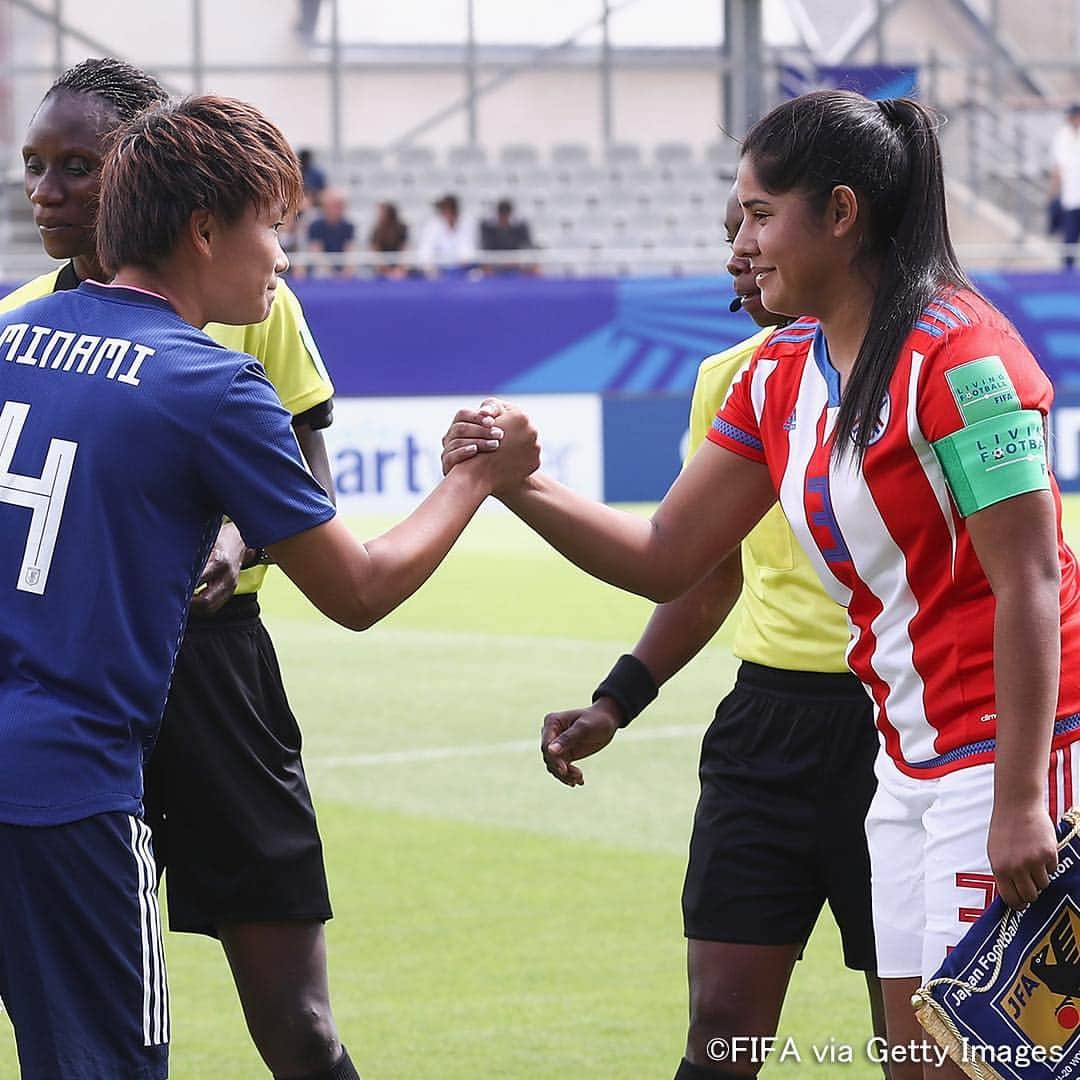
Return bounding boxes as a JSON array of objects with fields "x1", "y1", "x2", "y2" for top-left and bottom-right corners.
[
  {"x1": 143, "y1": 593, "x2": 332, "y2": 937},
  {"x1": 681, "y1": 661, "x2": 878, "y2": 971}
]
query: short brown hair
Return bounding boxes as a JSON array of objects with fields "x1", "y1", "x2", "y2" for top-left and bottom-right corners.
[{"x1": 97, "y1": 95, "x2": 302, "y2": 273}]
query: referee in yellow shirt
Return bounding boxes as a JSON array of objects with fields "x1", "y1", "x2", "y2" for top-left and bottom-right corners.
[
  {"x1": 3, "y1": 59, "x2": 357, "y2": 1080},
  {"x1": 539, "y1": 189, "x2": 884, "y2": 1080}
]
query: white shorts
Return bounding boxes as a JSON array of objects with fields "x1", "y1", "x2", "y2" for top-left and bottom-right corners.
[{"x1": 867, "y1": 743, "x2": 1080, "y2": 980}]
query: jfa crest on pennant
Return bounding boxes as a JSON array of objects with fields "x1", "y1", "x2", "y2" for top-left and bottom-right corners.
[{"x1": 994, "y1": 898, "x2": 1080, "y2": 1055}]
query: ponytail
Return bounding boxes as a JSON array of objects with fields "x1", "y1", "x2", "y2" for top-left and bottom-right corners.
[{"x1": 741, "y1": 91, "x2": 972, "y2": 460}]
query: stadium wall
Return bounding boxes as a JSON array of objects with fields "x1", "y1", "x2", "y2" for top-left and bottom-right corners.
[
  {"x1": 293, "y1": 271, "x2": 1080, "y2": 506},
  {"x1": 2, "y1": 273, "x2": 1078, "y2": 504}
]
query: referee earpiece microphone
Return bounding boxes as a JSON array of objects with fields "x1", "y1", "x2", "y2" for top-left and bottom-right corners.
[{"x1": 729, "y1": 295, "x2": 743, "y2": 313}]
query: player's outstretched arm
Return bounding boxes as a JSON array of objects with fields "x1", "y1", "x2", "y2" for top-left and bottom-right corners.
[
  {"x1": 541, "y1": 553, "x2": 744, "y2": 786},
  {"x1": 496, "y1": 439, "x2": 772, "y2": 605},
  {"x1": 969, "y1": 490, "x2": 1062, "y2": 909},
  {"x1": 443, "y1": 404, "x2": 771, "y2": 602},
  {"x1": 267, "y1": 406, "x2": 539, "y2": 631}
]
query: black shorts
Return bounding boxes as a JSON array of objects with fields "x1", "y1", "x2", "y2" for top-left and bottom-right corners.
[
  {"x1": 143, "y1": 594, "x2": 332, "y2": 937},
  {"x1": 681, "y1": 661, "x2": 878, "y2": 971}
]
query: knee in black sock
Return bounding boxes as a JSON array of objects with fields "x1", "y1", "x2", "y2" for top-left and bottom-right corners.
[{"x1": 278, "y1": 1046, "x2": 360, "y2": 1080}]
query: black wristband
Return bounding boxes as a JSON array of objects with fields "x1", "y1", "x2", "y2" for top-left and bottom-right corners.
[{"x1": 592, "y1": 654, "x2": 659, "y2": 728}]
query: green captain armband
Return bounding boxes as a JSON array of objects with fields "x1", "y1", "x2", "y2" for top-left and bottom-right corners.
[{"x1": 932, "y1": 409, "x2": 1049, "y2": 517}]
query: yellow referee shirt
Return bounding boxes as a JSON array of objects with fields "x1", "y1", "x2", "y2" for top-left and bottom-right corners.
[
  {"x1": 0, "y1": 270, "x2": 334, "y2": 595},
  {"x1": 689, "y1": 330, "x2": 850, "y2": 672}
]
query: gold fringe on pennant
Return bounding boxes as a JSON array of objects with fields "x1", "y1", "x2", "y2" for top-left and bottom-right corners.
[{"x1": 912, "y1": 990, "x2": 1004, "y2": 1080}]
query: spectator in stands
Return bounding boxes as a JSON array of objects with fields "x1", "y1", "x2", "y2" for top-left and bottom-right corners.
[
  {"x1": 1051, "y1": 103, "x2": 1080, "y2": 270},
  {"x1": 298, "y1": 147, "x2": 327, "y2": 207},
  {"x1": 308, "y1": 187, "x2": 356, "y2": 277},
  {"x1": 369, "y1": 201, "x2": 409, "y2": 279},
  {"x1": 480, "y1": 198, "x2": 536, "y2": 275},
  {"x1": 418, "y1": 193, "x2": 476, "y2": 277}
]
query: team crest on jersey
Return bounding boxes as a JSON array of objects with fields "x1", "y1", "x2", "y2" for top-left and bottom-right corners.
[
  {"x1": 851, "y1": 392, "x2": 891, "y2": 447},
  {"x1": 993, "y1": 897, "x2": 1080, "y2": 1054}
]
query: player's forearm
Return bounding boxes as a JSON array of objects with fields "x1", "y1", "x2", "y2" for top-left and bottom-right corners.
[
  {"x1": 272, "y1": 467, "x2": 489, "y2": 630},
  {"x1": 498, "y1": 473, "x2": 685, "y2": 603},
  {"x1": 631, "y1": 552, "x2": 743, "y2": 687},
  {"x1": 356, "y1": 467, "x2": 491, "y2": 625},
  {"x1": 992, "y1": 571, "x2": 1061, "y2": 805}
]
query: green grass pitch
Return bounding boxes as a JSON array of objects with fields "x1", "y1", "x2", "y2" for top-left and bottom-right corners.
[{"x1": 3, "y1": 499, "x2": 1079, "y2": 1078}]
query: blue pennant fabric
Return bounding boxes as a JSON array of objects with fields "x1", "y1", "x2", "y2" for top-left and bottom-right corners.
[{"x1": 915, "y1": 810, "x2": 1080, "y2": 1079}]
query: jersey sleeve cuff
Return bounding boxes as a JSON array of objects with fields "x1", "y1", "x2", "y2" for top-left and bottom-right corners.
[
  {"x1": 243, "y1": 504, "x2": 337, "y2": 551},
  {"x1": 292, "y1": 399, "x2": 333, "y2": 430},
  {"x1": 706, "y1": 416, "x2": 766, "y2": 463}
]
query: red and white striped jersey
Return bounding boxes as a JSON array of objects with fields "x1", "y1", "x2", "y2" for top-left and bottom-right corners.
[{"x1": 708, "y1": 290, "x2": 1080, "y2": 778}]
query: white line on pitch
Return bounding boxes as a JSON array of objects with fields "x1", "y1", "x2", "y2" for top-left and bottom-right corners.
[{"x1": 306, "y1": 723, "x2": 704, "y2": 769}]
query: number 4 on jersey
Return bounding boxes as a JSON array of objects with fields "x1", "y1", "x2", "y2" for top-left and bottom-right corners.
[{"x1": 0, "y1": 400, "x2": 77, "y2": 595}]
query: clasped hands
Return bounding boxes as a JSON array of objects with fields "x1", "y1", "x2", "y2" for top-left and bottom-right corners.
[{"x1": 440, "y1": 397, "x2": 540, "y2": 497}]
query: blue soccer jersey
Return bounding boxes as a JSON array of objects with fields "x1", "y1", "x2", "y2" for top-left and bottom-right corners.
[{"x1": 0, "y1": 282, "x2": 336, "y2": 825}]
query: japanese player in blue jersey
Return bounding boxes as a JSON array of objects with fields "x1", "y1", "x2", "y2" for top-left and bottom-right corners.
[
  {"x1": 0, "y1": 95, "x2": 539, "y2": 1079},
  {"x1": 3, "y1": 58, "x2": 360, "y2": 1080}
]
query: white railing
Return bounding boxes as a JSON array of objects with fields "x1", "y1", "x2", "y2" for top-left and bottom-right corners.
[{"x1": 0, "y1": 242, "x2": 1075, "y2": 285}]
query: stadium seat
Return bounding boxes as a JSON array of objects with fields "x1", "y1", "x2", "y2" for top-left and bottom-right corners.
[
  {"x1": 457, "y1": 165, "x2": 506, "y2": 190},
  {"x1": 447, "y1": 145, "x2": 488, "y2": 168},
  {"x1": 408, "y1": 168, "x2": 455, "y2": 197},
  {"x1": 605, "y1": 142, "x2": 643, "y2": 165},
  {"x1": 513, "y1": 165, "x2": 555, "y2": 189},
  {"x1": 661, "y1": 229, "x2": 697, "y2": 250},
  {"x1": 351, "y1": 167, "x2": 410, "y2": 196},
  {"x1": 600, "y1": 189, "x2": 640, "y2": 213},
  {"x1": 633, "y1": 211, "x2": 669, "y2": 235},
  {"x1": 705, "y1": 140, "x2": 740, "y2": 174},
  {"x1": 680, "y1": 163, "x2": 720, "y2": 187},
  {"x1": 394, "y1": 146, "x2": 438, "y2": 169},
  {"x1": 563, "y1": 164, "x2": 608, "y2": 187},
  {"x1": 550, "y1": 142, "x2": 591, "y2": 166},
  {"x1": 499, "y1": 144, "x2": 541, "y2": 168},
  {"x1": 344, "y1": 146, "x2": 384, "y2": 167},
  {"x1": 610, "y1": 164, "x2": 662, "y2": 188},
  {"x1": 554, "y1": 196, "x2": 595, "y2": 226},
  {"x1": 654, "y1": 141, "x2": 694, "y2": 166}
]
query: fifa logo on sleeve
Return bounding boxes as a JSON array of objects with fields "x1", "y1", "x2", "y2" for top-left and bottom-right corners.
[{"x1": 0, "y1": 400, "x2": 77, "y2": 595}]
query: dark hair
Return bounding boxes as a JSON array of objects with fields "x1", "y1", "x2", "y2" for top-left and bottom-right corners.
[
  {"x1": 370, "y1": 202, "x2": 407, "y2": 252},
  {"x1": 45, "y1": 57, "x2": 168, "y2": 124},
  {"x1": 436, "y1": 194, "x2": 460, "y2": 216},
  {"x1": 97, "y1": 95, "x2": 303, "y2": 273},
  {"x1": 742, "y1": 90, "x2": 971, "y2": 459},
  {"x1": 496, "y1": 198, "x2": 513, "y2": 216}
]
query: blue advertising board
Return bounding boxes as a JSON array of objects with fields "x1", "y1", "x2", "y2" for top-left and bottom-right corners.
[
  {"x1": 601, "y1": 395, "x2": 690, "y2": 502},
  {"x1": 279, "y1": 274, "x2": 1080, "y2": 399},
  {"x1": 1, "y1": 271, "x2": 1078, "y2": 499},
  {"x1": 604, "y1": 391, "x2": 1080, "y2": 500},
  {"x1": 2, "y1": 273, "x2": 1077, "y2": 398}
]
